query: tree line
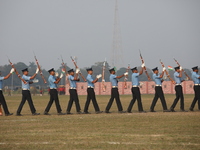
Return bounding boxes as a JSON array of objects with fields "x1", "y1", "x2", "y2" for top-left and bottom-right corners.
[{"x1": 0, "y1": 61, "x2": 193, "y2": 88}]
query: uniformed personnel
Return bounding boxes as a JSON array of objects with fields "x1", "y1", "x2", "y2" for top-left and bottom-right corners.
[
  {"x1": 0, "y1": 68, "x2": 15, "y2": 116},
  {"x1": 189, "y1": 66, "x2": 200, "y2": 111},
  {"x1": 16, "y1": 68, "x2": 40, "y2": 116},
  {"x1": 44, "y1": 68, "x2": 65, "y2": 115},
  {"x1": 150, "y1": 67, "x2": 170, "y2": 112},
  {"x1": 105, "y1": 68, "x2": 128, "y2": 113},
  {"x1": 127, "y1": 65, "x2": 146, "y2": 113},
  {"x1": 66, "y1": 68, "x2": 82, "y2": 114},
  {"x1": 83, "y1": 68, "x2": 103, "y2": 114},
  {"x1": 170, "y1": 66, "x2": 187, "y2": 112}
]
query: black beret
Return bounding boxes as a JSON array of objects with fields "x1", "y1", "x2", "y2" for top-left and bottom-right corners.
[
  {"x1": 131, "y1": 67, "x2": 137, "y2": 71},
  {"x1": 68, "y1": 69, "x2": 74, "y2": 73},
  {"x1": 48, "y1": 68, "x2": 55, "y2": 73},
  {"x1": 152, "y1": 67, "x2": 158, "y2": 71},
  {"x1": 22, "y1": 68, "x2": 28, "y2": 72},
  {"x1": 109, "y1": 68, "x2": 115, "y2": 72},
  {"x1": 86, "y1": 68, "x2": 93, "y2": 71},
  {"x1": 174, "y1": 66, "x2": 180, "y2": 70},
  {"x1": 192, "y1": 66, "x2": 198, "y2": 70}
]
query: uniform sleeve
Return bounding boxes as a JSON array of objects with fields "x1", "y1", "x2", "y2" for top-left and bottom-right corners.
[
  {"x1": 69, "y1": 76, "x2": 74, "y2": 81},
  {"x1": 113, "y1": 75, "x2": 117, "y2": 79},
  {"x1": 135, "y1": 73, "x2": 139, "y2": 77},
  {"x1": 175, "y1": 72, "x2": 180, "y2": 78},
  {"x1": 49, "y1": 76, "x2": 56, "y2": 83},
  {"x1": 194, "y1": 74, "x2": 200, "y2": 78},
  {"x1": 23, "y1": 76, "x2": 31, "y2": 81},
  {"x1": 87, "y1": 76, "x2": 93, "y2": 82},
  {"x1": 154, "y1": 74, "x2": 161, "y2": 79},
  {"x1": 0, "y1": 77, "x2": 4, "y2": 80}
]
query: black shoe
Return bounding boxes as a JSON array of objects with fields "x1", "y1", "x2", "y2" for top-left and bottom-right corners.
[
  {"x1": 5, "y1": 113, "x2": 13, "y2": 116},
  {"x1": 32, "y1": 113, "x2": 40, "y2": 116},
  {"x1": 95, "y1": 111, "x2": 103, "y2": 114},
  {"x1": 150, "y1": 109, "x2": 156, "y2": 112},
  {"x1": 127, "y1": 111, "x2": 132, "y2": 113},
  {"x1": 84, "y1": 111, "x2": 91, "y2": 114},
  {"x1": 105, "y1": 110, "x2": 111, "y2": 113},
  {"x1": 118, "y1": 111, "x2": 126, "y2": 113},
  {"x1": 44, "y1": 112, "x2": 51, "y2": 115},
  {"x1": 170, "y1": 109, "x2": 176, "y2": 112},
  {"x1": 189, "y1": 108, "x2": 194, "y2": 111},
  {"x1": 66, "y1": 112, "x2": 73, "y2": 115},
  {"x1": 139, "y1": 111, "x2": 146, "y2": 113},
  {"x1": 163, "y1": 109, "x2": 171, "y2": 112},
  {"x1": 180, "y1": 109, "x2": 188, "y2": 112},
  {"x1": 77, "y1": 111, "x2": 83, "y2": 114},
  {"x1": 16, "y1": 113, "x2": 23, "y2": 116},
  {"x1": 58, "y1": 112, "x2": 65, "y2": 115}
]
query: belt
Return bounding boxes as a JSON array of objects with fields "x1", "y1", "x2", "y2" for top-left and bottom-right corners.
[
  {"x1": 50, "y1": 88, "x2": 57, "y2": 89},
  {"x1": 70, "y1": 87, "x2": 76, "y2": 89},
  {"x1": 175, "y1": 84, "x2": 182, "y2": 86},
  {"x1": 87, "y1": 86, "x2": 94, "y2": 88},
  {"x1": 194, "y1": 84, "x2": 200, "y2": 86},
  {"x1": 132, "y1": 85, "x2": 139, "y2": 87},
  {"x1": 22, "y1": 88, "x2": 29, "y2": 90},
  {"x1": 112, "y1": 86, "x2": 118, "y2": 88},
  {"x1": 155, "y1": 85, "x2": 162, "y2": 87}
]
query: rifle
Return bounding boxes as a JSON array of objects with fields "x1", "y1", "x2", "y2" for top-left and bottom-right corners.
[
  {"x1": 70, "y1": 56, "x2": 87, "y2": 82},
  {"x1": 61, "y1": 55, "x2": 70, "y2": 85},
  {"x1": 7, "y1": 57, "x2": 27, "y2": 84},
  {"x1": 102, "y1": 59, "x2": 106, "y2": 92},
  {"x1": 160, "y1": 59, "x2": 175, "y2": 84},
  {"x1": 124, "y1": 63, "x2": 130, "y2": 89},
  {"x1": 173, "y1": 58, "x2": 191, "y2": 80},
  {"x1": 139, "y1": 50, "x2": 151, "y2": 81},
  {"x1": 33, "y1": 52, "x2": 47, "y2": 84}
]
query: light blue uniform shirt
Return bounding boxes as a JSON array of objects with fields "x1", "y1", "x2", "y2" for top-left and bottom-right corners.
[
  {"x1": 0, "y1": 76, "x2": 4, "y2": 89},
  {"x1": 68, "y1": 75, "x2": 77, "y2": 88},
  {"x1": 48, "y1": 75, "x2": 57, "y2": 88},
  {"x1": 87, "y1": 74, "x2": 94, "y2": 87},
  {"x1": 174, "y1": 72, "x2": 182, "y2": 84},
  {"x1": 110, "y1": 74, "x2": 118, "y2": 86},
  {"x1": 153, "y1": 73, "x2": 162, "y2": 85},
  {"x1": 132, "y1": 73, "x2": 140, "y2": 86},
  {"x1": 22, "y1": 75, "x2": 31, "y2": 89},
  {"x1": 192, "y1": 71, "x2": 200, "y2": 84}
]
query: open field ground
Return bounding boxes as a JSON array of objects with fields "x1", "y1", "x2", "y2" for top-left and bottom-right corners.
[{"x1": 0, "y1": 94, "x2": 199, "y2": 150}]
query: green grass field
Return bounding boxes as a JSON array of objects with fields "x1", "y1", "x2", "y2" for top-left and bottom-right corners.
[{"x1": 0, "y1": 94, "x2": 199, "y2": 150}]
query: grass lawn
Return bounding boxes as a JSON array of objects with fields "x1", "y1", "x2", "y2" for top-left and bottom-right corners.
[{"x1": 0, "y1": 94, "x2": 199, "y2": 150}]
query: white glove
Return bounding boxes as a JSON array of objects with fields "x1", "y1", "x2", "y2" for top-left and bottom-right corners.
[
  {"x1": 124, "y1": 72, "x2": 128, "y2": 76},
  {"x1": 96, "y1": 74, "x2": 102, "y2": 79},
  {"x1": 102, "y1": 79, "x2": 105, "y2": 82},
  {"x1": 60, "y1": 73, "x2": 63, "y2": 79},
  {"x1": 55, "y1": 72, "x2": 59, "y2": 77},
  {"x1": 33, "y1": 79, "x2": 39, "y2": 83},
  {"x1": 162, "y1": 67, "x2": 166, "y2": 72},
  {"x1": 141, "y1": 63, "x2": 145, "y2": 68},
  {"x1": 10, "y1": 68, "x2": 15, "y2": 74},
  {"x1": 179, "y1": 66, "x2": 182, "y2": 71},
  {"x1": 76, "y1": 68, "x2": 80, "y2": 74},
  {"x1": 35, "y1": 68, "x2": 39, "y2": 74}
]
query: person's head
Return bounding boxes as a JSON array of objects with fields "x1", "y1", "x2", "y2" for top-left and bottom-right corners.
[
  {"x1": 174, "y1": 66, "x2": 180, "y2": 73},
  {"x1": 109, "y1": 68, "x2": 115, "y2": 74},
  {"x1": 86, "y1": 68, "x2": 93, "y2": 75},
  {"x1": 152, "y1": 67, "x2": 158, "y2": 74},
  {"x1": 22, "y1": 68, "x2": 29, "y2": 75},
  {"x1": 68, "y1": 69, "x2": 75, "y2": 76},
  {"x1": 192, "y1": 66, "x2": 198, "y2": 73},
  {"x1": 131, "y1": 67, "x2": 138, "y2": 73},
  {"x1": 48, "y1": 68, "x2": 55, "y2": 76}
]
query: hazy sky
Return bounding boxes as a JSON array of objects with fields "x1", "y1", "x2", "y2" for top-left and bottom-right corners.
[{"x1": 0, "y1": 0, "x2": 200, "y2": 71}]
